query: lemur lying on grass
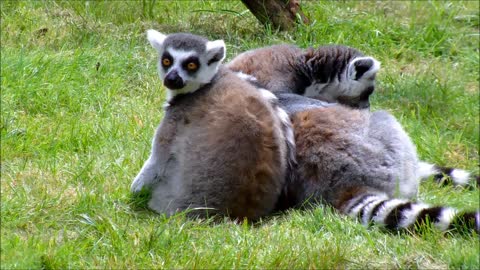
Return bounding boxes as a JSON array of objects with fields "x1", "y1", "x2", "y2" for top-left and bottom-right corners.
[{"x1": 132, "y1": 31, "x2": 479, "y2": 234}]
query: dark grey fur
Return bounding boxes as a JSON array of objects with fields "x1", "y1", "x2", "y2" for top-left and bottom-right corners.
[{"x1": 162, "y1": 33, "x2": 208, "y2": 54}]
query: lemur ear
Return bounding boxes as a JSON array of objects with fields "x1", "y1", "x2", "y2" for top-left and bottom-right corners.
[
  {"x1": 348, "y1": 56, "x2": 381, "y2": 81},
  {"x1": 147, "y1": 29, "x2": 167, "y2": 52},
  {"x1": 206, "y1": 40, "x2": 226, "y2": 65}
]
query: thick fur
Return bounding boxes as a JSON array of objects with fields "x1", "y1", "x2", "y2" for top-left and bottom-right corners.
[
  {"x1": 132, "y1": 31, "x2": 293, "y2": 220},
  {"x1": 282, "y1": 105, "x2": 418, "y2": 207},
  {"x1": 133, "y1": 32, "x2": 478, "y2": 233},
  {"x1": 132, "y1": 66, "x2": 290, "y2": 220},
  {"x1": 228, "y1": 44, "x2": 478, "y2": 189},
  {"x1": 227, "y1": 44, "x2": 380, "y2": 109},
  {"x1": 277, "y1": 97, "x2": 479, "y2": 233}
]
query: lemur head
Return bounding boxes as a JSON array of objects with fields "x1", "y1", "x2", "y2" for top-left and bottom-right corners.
[
  {"x1": 302, "y1": 46, "x2": 380, "y2": 109},
  {"x1": 147, "y1": 30, "x2": 226, "y2": 101}
]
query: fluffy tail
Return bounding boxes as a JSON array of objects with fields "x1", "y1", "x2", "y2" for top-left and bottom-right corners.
[
  {"x1": 417, "y1": 161, "x2": 479, "y2": 188},
  {"x1": 340, "y1": 192, "x2": 479, "y2": 234}
]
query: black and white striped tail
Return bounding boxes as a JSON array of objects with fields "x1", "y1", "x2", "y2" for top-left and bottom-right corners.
[
  {"x1": 418, "y1": 161, "x2": 479, "y2": 188},
  {"x1": 342, "y1": 193, "x2": 480, "y2": 233}
]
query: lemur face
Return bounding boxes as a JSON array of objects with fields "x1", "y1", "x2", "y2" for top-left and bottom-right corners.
[
  {"x1": 147, "y1": 30, "x2": 226, "y2": 100},
  {"x1": 159, "y1": 49, "x2": 200, "y2": 90}
]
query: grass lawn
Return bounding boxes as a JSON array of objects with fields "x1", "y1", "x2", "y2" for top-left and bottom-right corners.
[{"x1": 1, "y1": 1, "x2": 479, "y2": 268}]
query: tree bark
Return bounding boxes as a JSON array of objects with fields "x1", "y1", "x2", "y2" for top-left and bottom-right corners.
[{"x1": 241, "y1": 0, "x2": 309, "y2": 31}]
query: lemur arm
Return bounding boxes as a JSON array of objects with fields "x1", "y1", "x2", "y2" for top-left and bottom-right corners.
[{"x1": 130, "y1": 114, "x2": 178, "y2": 193}]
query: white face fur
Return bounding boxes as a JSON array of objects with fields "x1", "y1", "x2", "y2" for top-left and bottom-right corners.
[{"x1": 146, "y1": 30, "x2": 226, "y2": 102}]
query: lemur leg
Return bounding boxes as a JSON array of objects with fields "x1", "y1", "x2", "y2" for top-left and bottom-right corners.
[
  {"x1": 131, "y1": 119, "x2": 178, "y2": 193},
  {"x1": 131, "y1": 154, "x2": 163, "y2": 193}
]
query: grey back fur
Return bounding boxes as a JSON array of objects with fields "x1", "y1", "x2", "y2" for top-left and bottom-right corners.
[
  {"x1": 276, "y1": 94, "x2": 419, "y2": 208},
  {"x1": 279, "y1": 94, "x2": 479, "y2": 232}
]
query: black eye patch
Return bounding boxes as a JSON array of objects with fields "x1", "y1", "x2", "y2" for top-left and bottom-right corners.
[
  {"x1": 182, "y1": 56, "x2": 200, "y2": 74},
  {"x1": 161, "y1": 52, "x2": 173, "y2": 69}
]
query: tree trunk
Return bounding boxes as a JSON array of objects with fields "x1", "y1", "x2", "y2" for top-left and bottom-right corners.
[{"x1": 241, "y1": 0, "x2": 309, "y2": 31}]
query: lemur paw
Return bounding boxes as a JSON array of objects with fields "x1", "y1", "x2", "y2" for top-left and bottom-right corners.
[{"x1": 130, "y1": 174, "x2": 151, "y2": 193}]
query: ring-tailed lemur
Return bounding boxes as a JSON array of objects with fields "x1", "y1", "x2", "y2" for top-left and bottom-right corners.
[
  {"x1": 228, "y1": 44, "x2": 478, "y2": 188},
  {"x1": 131, "y1": 32, "x2": 478, "y2": 233},
  {"x1": 131, "y1": 30, "x2": 294, "y2": 220},
  {"x1": 276, "y1": 94, "x2": 479, "y2": 233},
  {"x1": 227, "y1": 44, "x2": 380, "y2": 109}
]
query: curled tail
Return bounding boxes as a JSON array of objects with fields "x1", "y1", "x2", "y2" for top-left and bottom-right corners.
[
  {"x1": 418, "y1": 161, "x2": 479, "y2": 188},
  {"x1": 340, "y1": 192, "x2": 479, "y2": 234}
]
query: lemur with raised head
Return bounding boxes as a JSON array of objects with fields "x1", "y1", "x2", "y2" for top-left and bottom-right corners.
[
  {"x1": 131, "y1": 30, "x2": 294, "y2": 220},
  {"x1": 227, "y1": 44, "x2": 380, "y2": 109},
  {"x1": 228, "y1": 44, "x2": 478, "y2": 188}
]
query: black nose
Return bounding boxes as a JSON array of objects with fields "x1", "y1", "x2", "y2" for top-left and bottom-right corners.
[{"x1": 164, "y1": 70, "x2": 184, "y2": 89}]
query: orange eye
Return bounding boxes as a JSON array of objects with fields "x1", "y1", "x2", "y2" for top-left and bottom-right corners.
[
  {"x1": 187, "y1": 62, "x2": 197, "y2": 70},
  {"x1": 162, "y1": 58, "x2": 171, "y2": 66}
]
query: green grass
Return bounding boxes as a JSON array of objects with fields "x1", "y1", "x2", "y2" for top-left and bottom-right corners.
[{"x1": 1, "y1": 1, "x2": 479, "y2": 268}]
